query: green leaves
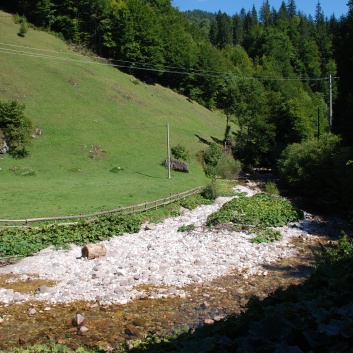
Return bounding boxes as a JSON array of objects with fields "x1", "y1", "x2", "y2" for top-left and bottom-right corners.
[
  {"x1": 207, "y1": 193, "x2": 303, "y2": 228},
  {"x1": 0, "y1": 100, "x2": 32, "y2": 159},
  {"x1": 0, "y1": 213, "x2": 142, "y2": 257},
  {"x1": 206, "y1": 192, "x2": 303, "y2": 244}
]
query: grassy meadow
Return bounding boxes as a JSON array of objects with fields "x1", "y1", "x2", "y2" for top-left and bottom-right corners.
[{"x1": 0, "y1": 12, "x2": 230, "y2": 219}]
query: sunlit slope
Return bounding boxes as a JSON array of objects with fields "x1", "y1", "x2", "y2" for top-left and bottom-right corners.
[{"x1": 0, "y1": 12, "x2": 228, "y2": 219}]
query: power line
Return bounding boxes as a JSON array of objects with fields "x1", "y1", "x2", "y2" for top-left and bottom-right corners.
[
  {"x1": 0, "y1": 42, "x2": 205, "y2": 72},
  {"x1": 0, "y1": 42, "x2": 338, "y2": 82}
]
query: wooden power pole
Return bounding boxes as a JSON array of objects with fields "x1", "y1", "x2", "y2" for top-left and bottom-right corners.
[
  {"x1": 167, "y1": 123, "x2": 171, "y2": 179},
  {"x1": 329, "y1": 74, "x2": 333, "y2": 132}
]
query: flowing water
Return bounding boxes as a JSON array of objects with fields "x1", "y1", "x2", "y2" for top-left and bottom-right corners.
[{"x1": 0, "y1": 236, "x2": 323, "y2": 351}]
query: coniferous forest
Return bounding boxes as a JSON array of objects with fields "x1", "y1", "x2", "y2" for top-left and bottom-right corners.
[{"x1": 1, "y1": 0, "x2": 353, "y2": 210}]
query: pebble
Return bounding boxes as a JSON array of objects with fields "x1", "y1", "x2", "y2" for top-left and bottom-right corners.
[
  {"x1": 0, "y1": 185, "x2": 315, "y2": 306},
  {"x1": 28, "y1": 308, "x2": 36, "y2": 316}
]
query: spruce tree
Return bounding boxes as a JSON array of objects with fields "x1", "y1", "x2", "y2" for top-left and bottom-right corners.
[{"x1": 287, "y1": 0, "x2": 297, "y2": 18}]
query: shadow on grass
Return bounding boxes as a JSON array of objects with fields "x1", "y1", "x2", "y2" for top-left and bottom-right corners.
[
  {"x1": 194, "y1": 134, "x2": 211, "y2": 146},
  {"x1": 134, "y1": 171, "x2": 165, "y2": 179},
  {"x1": 211, "y1": 136, "x2": 224, "y2": 145}
]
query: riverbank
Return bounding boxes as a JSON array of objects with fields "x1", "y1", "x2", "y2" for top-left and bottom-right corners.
[{"x1": 0, "y1": 183, "x2": 347, "y2": 350}]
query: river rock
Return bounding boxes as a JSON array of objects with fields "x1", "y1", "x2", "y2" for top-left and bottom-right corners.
[
  {"x1": 76, "y1": 313, "x2": 86, "y2": 326},
  {"x1": 0, "y1": 183, "x2": 321, "y2": 306}
]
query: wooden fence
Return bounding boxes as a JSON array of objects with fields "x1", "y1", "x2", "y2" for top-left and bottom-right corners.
[{"x1": 0, "y1": 186, "x2": 202, "y2": 228}]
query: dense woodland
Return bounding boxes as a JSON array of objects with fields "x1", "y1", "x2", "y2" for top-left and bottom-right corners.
[{"x1": 1, "y1": 0, "x2": 353, "y2": 208}]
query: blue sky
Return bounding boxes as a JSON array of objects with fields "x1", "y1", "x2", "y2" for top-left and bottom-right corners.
[{"x1": 172, "y1": 0, "x2": 349, "y2": 19}]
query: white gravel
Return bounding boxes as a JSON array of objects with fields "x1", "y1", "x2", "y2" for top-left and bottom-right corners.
[{"x1": 0, "y1": 184, "x2": 318, "y2": 305}]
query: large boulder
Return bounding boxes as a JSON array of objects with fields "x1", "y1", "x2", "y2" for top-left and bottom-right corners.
[
  {"x1": 0, "y1": 129, "x2": 9, "y2": 154},
  {"x1": 0, "y1": 139, "x2": 9, "y2": 154},
  {"x1": 163, "y1": 158, "x2": 189, "y2": 173}
]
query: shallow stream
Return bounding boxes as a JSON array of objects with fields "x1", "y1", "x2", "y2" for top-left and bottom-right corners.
[{"x1": 0, "y1": 236, "x2": 322, "y2": 351}]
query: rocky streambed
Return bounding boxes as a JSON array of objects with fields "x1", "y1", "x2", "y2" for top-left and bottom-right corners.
[{"x1": 0, "y1": 184, "x2": 346, "y2": 350}]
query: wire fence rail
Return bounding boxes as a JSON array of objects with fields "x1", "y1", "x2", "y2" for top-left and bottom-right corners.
[{"x1": 0, "y1": 186, "x2": 203, "y2": 229}]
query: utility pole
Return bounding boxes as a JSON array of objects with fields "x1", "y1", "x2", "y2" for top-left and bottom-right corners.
[
  {"x1": 318, "y1": 108, "x2": 320, "y2": 141},
  {"x1": 167, "y1": 123, "x2": 171, "y2": 179},
  {"x1": 329, "y1": 74, "x2": 333, "y2": 132}
]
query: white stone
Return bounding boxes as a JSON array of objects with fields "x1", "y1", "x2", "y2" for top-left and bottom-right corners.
[{"x1": 0, "y1": 184, "x2": 321, "y2": 305}]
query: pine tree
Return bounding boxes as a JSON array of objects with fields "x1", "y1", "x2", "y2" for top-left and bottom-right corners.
[
  {"x1": 233, "y1": 14, "x2": 244, "y2": 45},
  {"x1": 259, "y1": 0, "x2": 271, "y2": 25},
  {"x1": 278, "y1": 1, "x2": 289, "y2": 22},
  {"x1": 287, "y1": 0, "x2": 297, "y2": 18},
  {"x1": 315, "y1": 1, "x2": 324, "y2": 25}
]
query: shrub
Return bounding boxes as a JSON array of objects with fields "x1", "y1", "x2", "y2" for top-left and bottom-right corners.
[
  {"x1": 201, "y1": 182, "x2": 218, "y2": 200},
  {"x1": 171, "y1": 144, "x2": 189, "y2": 161},
  {"x1": 207, "y1": 193, "x2": 303, "y2": 227},
  {"x1": 0, "y1": 100, "x2": 32, "y2": 158},
  {"x1": 278, "y1": 134, "x2": 342, "y2": 190},
  {"x1": 110, "y1": 166, "x2": 124, "y2": 173},
  {"x1": 216, "y1": 154, "x2": 241, "y2": 179},
  {"x1": 179, "y1": 194, "x2": 213, "y2": 210},
  {"x1": 314, "y1": 232, "x2": 353, "y2": 267},
  {"x1": 278, "y1": 133, "x2": 353, "y2": 205},
  {"x1": 203, "y1": 142, "x2": 223, "y2": 167},
  {"x1": 203, "y1": 142, "x2": 241, "y2": 180},
  {"x1": 18, "y1": 18, "x2": 28, "y2": 37},
  {"x1": 265, "y1": 181, "x2": 279, "y2": 196}
]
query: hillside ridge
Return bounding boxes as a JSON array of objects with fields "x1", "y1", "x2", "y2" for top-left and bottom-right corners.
[{"x1": 0, "y1": 11, "x2": 227, "y2": 219}]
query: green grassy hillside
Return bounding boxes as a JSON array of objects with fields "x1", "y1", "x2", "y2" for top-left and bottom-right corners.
[{"x1": 0, "y1": 11, "x2": 229, "y2": 219}]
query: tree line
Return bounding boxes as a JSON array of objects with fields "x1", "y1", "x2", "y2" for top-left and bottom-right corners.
[{"x1": 0, "y1": 1, "x2": 352, "y2": 174}]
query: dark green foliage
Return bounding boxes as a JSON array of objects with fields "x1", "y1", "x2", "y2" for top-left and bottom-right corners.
[
  {"x1": 278, "y1": 133, "x2": 353, "y2": 206},
  {"x1": 216, "y1": 154, "x2": 241, "y2": 180},
  {"x1": 177, "y1": 224, "x2": 195, "y2": 232},
  {"x1": 314, "y1": 233, "x2": 353, "y2": 267},
  {"x1": 202, "y1": 142, "x2": 223, "y2": 177},
  {"x1": 207, "y1": 193, "x2": 303, "y2": 227},
  {"x1": 251, "y1": 227, "x2": 282, "y2": 243},
  {"x1": 0, "y1": 192, "x2": 219, "y2": 257},
  {"x1": 202, "y1": 142, "x2": 241, "y2": 180},
  {"x1": 178, "y1": 194, "x2": 213, "y2": 210},
  {"x1": 333, "y1": 6, "x2": 353, "y2": 143},
  {"x1": 110, "y1": 166, "x2": 124, "y2": 173},
  {"x1": 0, "y1": 213, "x2": 143, "y2": 257},
  {"x1": 210, "y1": 11, "x2": 233, "y2": 49},
  {"x1": 0, "y1": 100, "x2": 32, "y2": 158},
  {"x1": 3, "y1": 0, "x2": 352, "y2": 187},
  {"x1": 265, "y1": 181, "x2": 280, "y2": 196},
  {"x1": 18, "y1": 18, "x2": 28, "y2": 37},
  {"x1": 201, "y1": 182, "x2": 218, "y2": 200},
  {"x1": 171, "y1": 144, "x2": 189, "y2": 161},
  {"x1": 203, "y1": 142, "x2": 223, "y2": 166}
]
